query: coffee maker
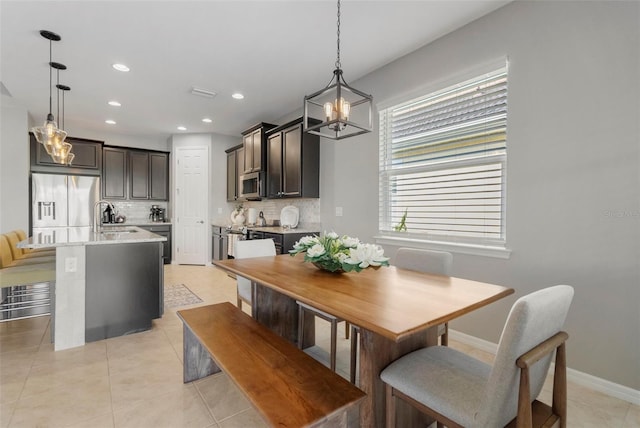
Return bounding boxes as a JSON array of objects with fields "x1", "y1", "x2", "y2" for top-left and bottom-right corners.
[{"x1": 150, "y1": 205, "x2": 165, "y2": 222}]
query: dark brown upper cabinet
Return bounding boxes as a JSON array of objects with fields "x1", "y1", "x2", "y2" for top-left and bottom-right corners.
[
  {"x1": 225, "y1": 144, "x2": 243, "y2": 202},
  {"x1": 129, "y1": 150, "x2": 150, "y2": 199},
  {"x1": 102, "y1": 147, "x2": 169, "y2": 201},
  {"x1": 30, "y1": 133, "x2": 103, "y2": 176},
  {"x1": 102, "y1": 147, "x2": 128, "y2": 199},
  {"x1": 266, "y1": 118, "x2": 319, "y2": 199},
  {"x1": 241, "y1": 122, "x2": 276, "y2": 174},
  {"x1": 149, "y1": 152, "x2": 169, "y2": 200}
]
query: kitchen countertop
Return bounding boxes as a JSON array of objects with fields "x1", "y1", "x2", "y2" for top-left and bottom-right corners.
[
  {"x1": 18, "y1": 226, "x2": 167, "y2": 249},
  {"x1": 212, "y1": 223, "x2": 321, "y2": 235},
  {"x1": 103, "y1": 221, "x2": 172, "y2": 226},
  {"x1": 246, "y1": 225, "x2": 321, "y2": 235}
]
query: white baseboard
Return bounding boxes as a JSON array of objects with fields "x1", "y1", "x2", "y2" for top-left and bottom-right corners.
[{"x1": 449, "y1": 330, "x2": 640, "y2": 406}]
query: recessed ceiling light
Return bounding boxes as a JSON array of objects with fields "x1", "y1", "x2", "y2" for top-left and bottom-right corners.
[
  {"x1": 177, "y1": 126, "x2": 187, "y2": 131},
  {"x1": 232, "y1": 93, "x2": 244, "y2": 100},
  {"x1": 112, "y1": 63, "x2": 130, "y2": 72},
  {"x1": 202, "y1": 118, "x2": 213, "y2": 123},
  {"x1": 105, "y1": 119, "x2": 116, "y2": 125},
  {"x1": 108, "y1": 101, "x2": 121, "y2": 107}
]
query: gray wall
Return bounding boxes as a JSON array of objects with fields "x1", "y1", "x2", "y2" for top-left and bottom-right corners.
[
  {"x1": 318, "y1": 1, "x2": 639, "y2": 389},
  {"x1": 68, "y1": 126, "x2": 170, "y2": 151},
  {"x1": 0, "y1": 94, "x2": 30, "y2": 234}
]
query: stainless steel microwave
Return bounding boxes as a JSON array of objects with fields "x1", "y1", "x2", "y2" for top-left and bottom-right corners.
[{"x1": 239, "y1": 171, "x2": 265, "y2": 200}]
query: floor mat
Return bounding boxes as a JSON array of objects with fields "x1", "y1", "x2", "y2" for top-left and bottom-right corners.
[{"x1": 164, "y1": 284, "x2": 203, "y2": 308}]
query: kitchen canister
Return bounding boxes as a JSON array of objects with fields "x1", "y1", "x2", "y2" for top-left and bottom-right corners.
[{"x1": 246, "y1": 207, "x2": 257, "y2": 225}]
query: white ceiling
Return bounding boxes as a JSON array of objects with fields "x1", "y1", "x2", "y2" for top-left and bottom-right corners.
[{"x1": 1, "y1": 0, "x2": 510, "y2": 139}]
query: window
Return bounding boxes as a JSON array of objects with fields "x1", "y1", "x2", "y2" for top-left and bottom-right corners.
[{"x1": 378, "y1": 66, "x2": 508, "y2": 249}]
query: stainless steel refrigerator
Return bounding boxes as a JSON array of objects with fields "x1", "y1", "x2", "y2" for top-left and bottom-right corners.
[{"x1": 31, "y1": 173, "x2": 100, "y2": 230}]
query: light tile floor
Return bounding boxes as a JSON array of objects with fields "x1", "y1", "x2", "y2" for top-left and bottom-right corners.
[{"x1": 0, "y1": 264, "x2": 638, "y2": 427}]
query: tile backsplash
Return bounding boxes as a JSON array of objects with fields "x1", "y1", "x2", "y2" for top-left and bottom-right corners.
[
  {"x1": 106, "y1": 200, "x2": 168, "y2": 223},
  {"x1": 235, "y1": 199, "x2": 320, "y2": 226},
  {"x1": 106, "y1": 198, "x2": 320, "y2": 226}
]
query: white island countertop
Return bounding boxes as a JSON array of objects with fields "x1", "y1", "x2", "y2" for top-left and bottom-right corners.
[{"x1": 18, "y1": 226, "x2": 167, "y2": 249}]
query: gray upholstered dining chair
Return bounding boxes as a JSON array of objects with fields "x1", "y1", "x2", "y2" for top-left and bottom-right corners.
[
  {"x1": 348, "y1": 248, "x2": 453, "y2": 384},
  {"x1": 234, "y1": 239, "x2": 276, "y2": 310},
  {"x1": 381, "y1": 285, "x2": 574, "y2": 428},
  {"x1": 394, "y1": 248, "x2": 453, "y2": 345}
]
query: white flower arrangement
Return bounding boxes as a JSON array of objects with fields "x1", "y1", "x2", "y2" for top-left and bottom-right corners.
[{"x1": 289, "y1": 231, "x2": 389, "y2": 273}]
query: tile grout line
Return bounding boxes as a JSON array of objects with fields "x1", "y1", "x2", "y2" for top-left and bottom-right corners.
[{"x1": 6, "y1": 317, "x2": 52, "y2": 427}]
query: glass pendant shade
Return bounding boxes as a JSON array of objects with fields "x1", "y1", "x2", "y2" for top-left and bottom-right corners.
[
  {"x1": 32, "y1": 114, "x2": 67, "y2": 150},
  {"x1": 304, "y1": 68, "x2": 372, "y2": 140},
  {"x1": 50, "y1": 142, "x2": 73, "y2": 164},
  {"x1": 42, "y1": 127, "x2": 68, "y2": 156}
]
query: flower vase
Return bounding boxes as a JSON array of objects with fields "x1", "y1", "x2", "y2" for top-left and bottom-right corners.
[{"x1": 312, "y1": 262, "x2": 344, "y2": 273}]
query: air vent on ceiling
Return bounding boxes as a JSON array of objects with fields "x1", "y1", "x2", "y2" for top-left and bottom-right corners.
[{"x1": 190, "y1": 87, "x2": 217, "y2": 98}]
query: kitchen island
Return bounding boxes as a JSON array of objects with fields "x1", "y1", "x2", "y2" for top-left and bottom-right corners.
[{"x1": 19, "y1": 226, "x2": 166, "y2": 350}]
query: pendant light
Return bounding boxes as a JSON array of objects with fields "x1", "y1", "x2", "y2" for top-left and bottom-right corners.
[
  {"x1": 42, "y1": 62, "x2": 68, "y2": 157},
  {"x1": 303, "y1": 0, "x2": 372, "y2": 140},
  {"x1": 52, "y1": 83, "x2": 74, "y2": 165},
  {"x1": 31, "y1": 30, "x2": 67, "y2": 148}
]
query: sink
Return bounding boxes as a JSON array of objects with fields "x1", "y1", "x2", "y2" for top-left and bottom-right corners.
[{"x1": 100, "y1": 227, "x2": 138, "y2": 234}]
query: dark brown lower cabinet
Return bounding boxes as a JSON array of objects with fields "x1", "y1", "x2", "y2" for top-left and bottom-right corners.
[{"x1": 137, "y1": 224, "x2": 172, "y2": 264}]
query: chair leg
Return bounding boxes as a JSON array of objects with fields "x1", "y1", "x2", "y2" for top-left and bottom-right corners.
[
  {"x1": 350, "y1": 325, "x2": 358, "y2": 384},
  {"x1": 553, "y1": 342, "x2": 568, "y2": 428},
  {"x1": 385, "y1": 384, "x2": 396, "y2": 428},
  {"x1": 330, "y1": 319, "x2": 337, "y2": 371},
  {"x1": 441, "y1": 322, "x2": 449, "y2": 346},
  {"x1": 516, "y1": 365, "x2": 533, "y2": 428},
  {"x1": 345, "y1": 321, "x2": 350, "y2": 339},
  {"x1": 297, "y1": 305, "x2": 305, "y2": 350}
]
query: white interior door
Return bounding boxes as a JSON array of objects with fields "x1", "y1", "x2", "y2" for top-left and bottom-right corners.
[{"x1": 175, "y1": 146, "x2": 208, "y2": 265}]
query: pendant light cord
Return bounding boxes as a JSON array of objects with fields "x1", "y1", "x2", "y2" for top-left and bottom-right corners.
[
  {"x1": 48, "y1": 39, "x2": 53, "y2": 117},
  {"x1": 56, "y1": 68, "x2": 60, "y2": 123},
  {"x1": 335, "y1": 0, "x2": 341, "y2": 70}
]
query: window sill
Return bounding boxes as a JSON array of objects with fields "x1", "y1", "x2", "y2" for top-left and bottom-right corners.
[{"x1": 374, "y1": 235, "x2": 512, "y2": 259}]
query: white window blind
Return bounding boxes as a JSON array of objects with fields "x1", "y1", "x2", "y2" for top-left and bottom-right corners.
[{"x1": 379, "y1": 66, "x2": 507, "y2": 246}]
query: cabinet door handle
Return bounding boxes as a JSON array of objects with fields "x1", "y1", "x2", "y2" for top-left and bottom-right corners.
[{"x1": 198, "y1": 220, "x2": 204, "y2": 224}]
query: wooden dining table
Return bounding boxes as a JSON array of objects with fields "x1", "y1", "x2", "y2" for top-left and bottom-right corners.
[{"x1": 213, "y1": 254, "x2": 514, "y2": 428}]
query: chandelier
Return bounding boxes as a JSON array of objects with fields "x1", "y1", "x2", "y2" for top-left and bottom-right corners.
[{"x1": 303, "y1": 0, "x2": 372, "y2": 140}]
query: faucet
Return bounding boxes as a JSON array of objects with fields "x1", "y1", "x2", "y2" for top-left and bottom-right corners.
[{"x1": 93, "y1": 200, "x2": 115, "y2": 232}]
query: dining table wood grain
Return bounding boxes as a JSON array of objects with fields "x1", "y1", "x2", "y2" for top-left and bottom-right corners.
[{"x1": 213, "y1": 254, "x2": 514, "y2": 427}]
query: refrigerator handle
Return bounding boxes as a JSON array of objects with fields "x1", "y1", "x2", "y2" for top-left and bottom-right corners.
[{"x1": 37, "y1": 202, "x2": 56, "y2": 220}]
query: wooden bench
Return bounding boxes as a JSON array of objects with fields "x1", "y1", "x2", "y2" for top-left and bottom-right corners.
[{"x1": 177, "y1": 302, "x2": 366, "y2": 428}]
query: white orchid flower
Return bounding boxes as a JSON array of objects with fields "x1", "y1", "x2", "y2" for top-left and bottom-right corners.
[
  {"x1": 341, "y1": 236, "x2": 360, "y2": 248},
  {"x1": 345, "y1": 243, "x2": 389, "y2": 268},
  {"x1": 298, "y1": 236, "x2": 319, "y2": 247},
  {"x1": 306, "y1": 243, "x2": 327, "y2": 258}
]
